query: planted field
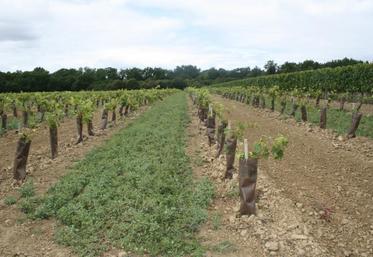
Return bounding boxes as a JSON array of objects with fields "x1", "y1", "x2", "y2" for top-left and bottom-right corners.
[
  {"x1": 0, "y1": 71, "x2": 372, "y2": 257},
  {"x1": 2, "y1": 1, "x2": 373, "y2": 256}
]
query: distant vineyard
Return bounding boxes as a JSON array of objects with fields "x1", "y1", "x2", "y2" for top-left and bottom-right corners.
[{"x1": 212, "y1": 63, "x2": 373, "y2": 97}]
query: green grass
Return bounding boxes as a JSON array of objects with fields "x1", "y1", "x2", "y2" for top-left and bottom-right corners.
[
  {"x1": 226, "y1": 183, "x2": 239, "y2": 199},
  {"x1": 210, "y1": 212, "x2": 222, "y2": 230},
  {"x1": 21, "y1": 93, "x2": 214, "y2": 257},
  {"x1": 19, "y1": 180, "x2": 35, "y2": 198},
  {"x1": 262, "y1": 97, "x2": 373, "y2": 138},
  {"x1": 208, "y1": 241, "x2": 237, "y2": 254},
  {"x1": 4, "y1": 195, "x2": 17, "y2": 205}
]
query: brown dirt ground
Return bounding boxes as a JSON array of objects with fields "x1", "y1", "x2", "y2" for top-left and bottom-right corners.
[
  {"x1": 0, "y1": 107, "x2": 148, "y2": 257},
  {"x1": 188, "y1": 95, "x2": 372, "y2": 257}
]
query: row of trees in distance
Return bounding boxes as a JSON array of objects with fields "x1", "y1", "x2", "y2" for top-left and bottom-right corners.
[{"x1": 0, "y1": 58, "x2": 367, "y2": 93}]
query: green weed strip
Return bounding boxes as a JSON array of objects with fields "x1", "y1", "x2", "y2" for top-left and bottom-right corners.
[{"x1": 20, "y1": 93, "x2": 214, "y2": 257}]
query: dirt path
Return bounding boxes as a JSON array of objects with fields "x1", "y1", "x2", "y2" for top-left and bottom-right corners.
[
  {"x1": 186, "y1": 95, "x2": 372, "y2": 257},
  {"x1": 0, "y1": 107, "x2": 148, "y2": 257}
]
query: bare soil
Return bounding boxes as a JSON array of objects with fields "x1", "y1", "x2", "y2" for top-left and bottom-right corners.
[{"x1": 0, "y1": 107, "x2": 147, "y2": 257}]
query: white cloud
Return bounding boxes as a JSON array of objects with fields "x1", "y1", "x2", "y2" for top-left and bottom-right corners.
[{"x1": 0, "y1": 0, "x2": 372, "y2": 71}]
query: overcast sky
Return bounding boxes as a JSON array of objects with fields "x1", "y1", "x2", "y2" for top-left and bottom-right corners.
[{"x1": 0, "y1": 0, "x2": 372, "y2": 72}]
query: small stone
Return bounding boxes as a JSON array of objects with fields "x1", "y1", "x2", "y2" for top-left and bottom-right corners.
[
  {"x1": 341, "y1": 218, "x2": 349, "y2": 225},
  {"x1": 265, "y1": 241, "x2": 279, "y2": 251},
  {"x1": 240, "y1": 229, "x2": 248, "y2": 237},
  {"x1": 337, "y1": 135, "x2": 345, "y2": 142},
  {"x1": 233, "y1": 205, "x2": 240, "y2": 212},
  {"x1": 118, "y1": 251, "x2": 127, "y2": 257},
  {"x1": 343, "y1": 250, "x2": 351, "y2": 256},
  {"x1": 291, "y1": 234, "x2": 308, "y2": 240},
  {"x1": 298, "y1": 248, "x2": 306, "y2": 256},
  {"x1": 229, "y1": 215, "x2": 236, "y2": 223},
  {"x1": 296, "y1": 202, "x2": 303, "y2": 208}
]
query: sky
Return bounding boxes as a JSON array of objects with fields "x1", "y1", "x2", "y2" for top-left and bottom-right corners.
[{"x1": 0, "y1": 0, "x2": 373, "y2": 72}]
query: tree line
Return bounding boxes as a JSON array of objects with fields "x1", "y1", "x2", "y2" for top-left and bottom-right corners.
[{"x1": 0, "y1": 58, "x2": 367, "y2": 92}]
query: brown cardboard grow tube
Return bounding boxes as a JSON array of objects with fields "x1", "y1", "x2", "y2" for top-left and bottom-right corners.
[
  {"x1": 87, "y1": 119, "x2": 95, "y2": 136},
  {"x1": 206, "y1": 113, "x2": 216, "y2": 146},
  {"x1": 13, "y1": 136, "x2": 31, "y2": 181},
  {"x1": 1, "y1": 112, "x2": 7, "y2": 130},
  {"x1": 119, "y1": 105, "x2": 124, "y2": 118},
  {"x1": 124, "y1": 105, "x2": 129, "y2": 115},
  {"x1": 49, "y1": 126, "x2": 58, "y2": 159},
  {"x1": 239, "y1": 157, "x2": 258, "y2": 216},
  {"x1": 225, "y1": 135, "x2": 237, "y2": 179},
  {"x1": 22, "y1": 111, "x2": 29, "y2": 128},
  {"x1": 100, "y1": 109, "x2": 108, "y2": 130},
  {"x1": 216, "y1": 120, "x2": 227, "y2": 158},
  {"x1": 111, "y1": 109, "x2": 116, "y2": 124},
  {"x1": 301, "y1": 105, "x2": 307, "y2": 122},
  {"x1": 76, "y1": 114, "x2": 83, "y2": 144}
]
